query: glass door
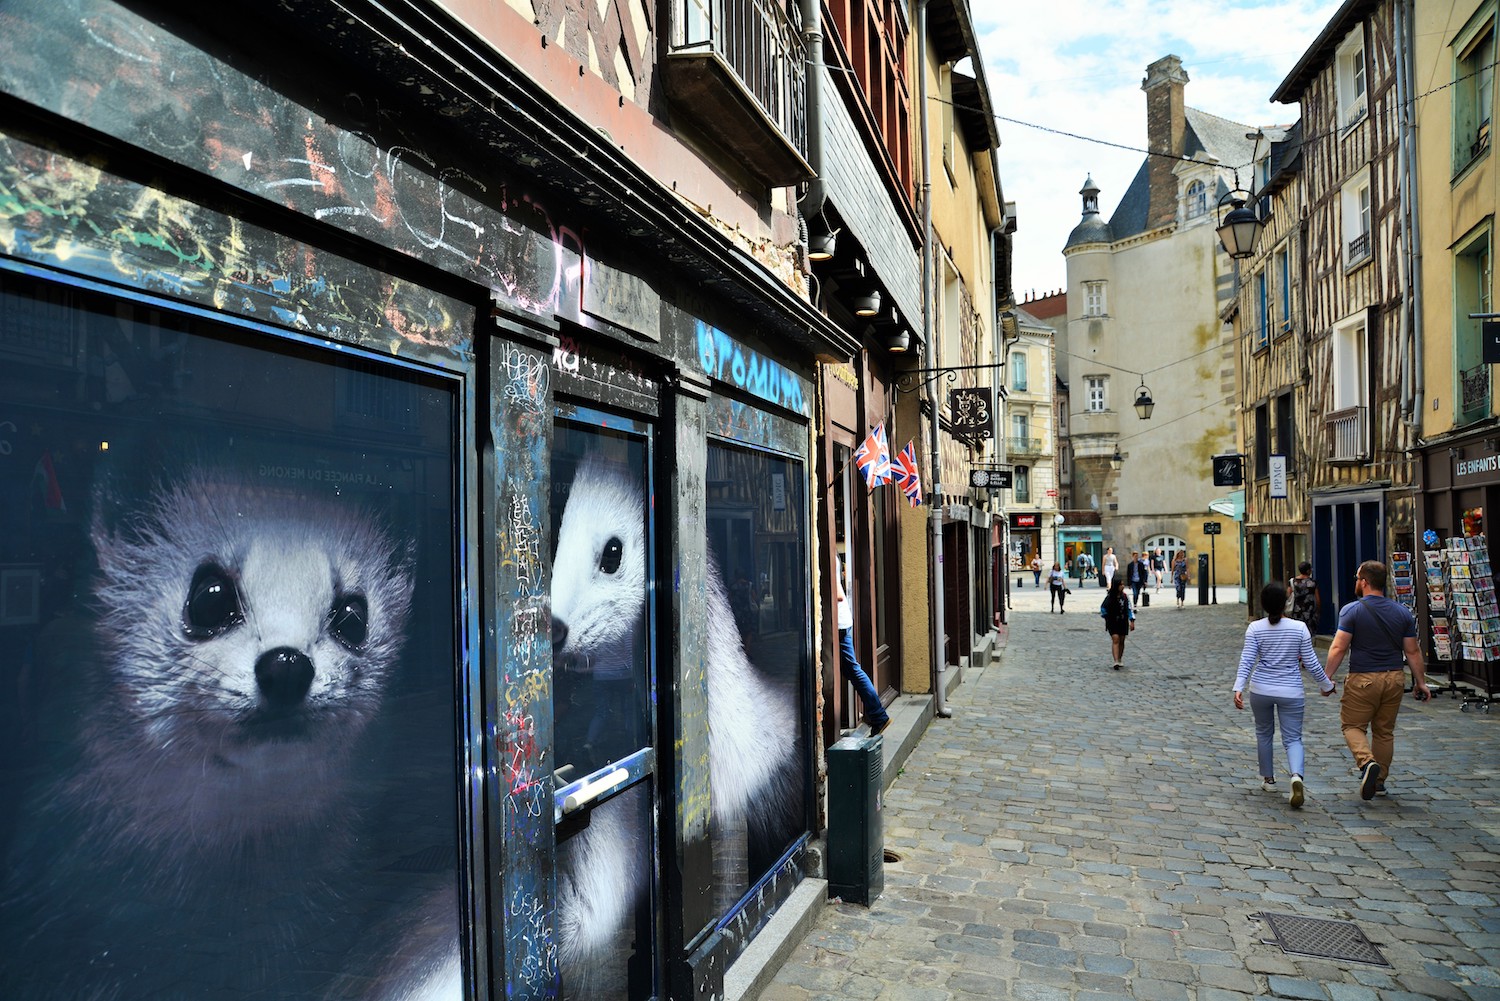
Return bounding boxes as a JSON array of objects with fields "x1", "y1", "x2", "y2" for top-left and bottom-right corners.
[{"x1": 549, "y1": 411, "x2": 659, "y2": 1000}]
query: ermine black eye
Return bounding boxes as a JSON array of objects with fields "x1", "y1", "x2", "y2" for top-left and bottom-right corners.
[
  {"x1": 329, "y1": 595, "x2": 369, "y2": 650},
  {"x1": 183, "y1": 563, "x2": 243, "y2": 639},
  {"x1": 599, "y1": 537, "x2": 624, "y2": 575}
]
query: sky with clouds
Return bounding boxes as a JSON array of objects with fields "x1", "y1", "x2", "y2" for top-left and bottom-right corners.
[{"x1": 974, "y1": 0, "x2": 1348, "y2": 304}]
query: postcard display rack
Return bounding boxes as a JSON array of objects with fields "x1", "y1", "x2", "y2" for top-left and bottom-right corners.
[{"x1": 1427, "y1": 537, "x2": 1499, "y2": 711}]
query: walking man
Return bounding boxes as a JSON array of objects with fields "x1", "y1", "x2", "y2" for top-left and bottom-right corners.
[{"x1": 1322, "y1": 560, "x2": 1431, "y2": 799}]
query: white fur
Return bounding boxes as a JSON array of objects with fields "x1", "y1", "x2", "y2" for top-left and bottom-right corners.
[
  {"x1": 549, "y1": 453, "x2": 800, "y2": 974},
  {"x1": 82, "y1": 472, "x2": 414, "y2": 853}
]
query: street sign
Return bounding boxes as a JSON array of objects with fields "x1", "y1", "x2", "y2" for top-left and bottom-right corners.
[
  {"x1": 1203, "y1": 521, "x2": 1222, "y2": 535},
  {"x1": 969, "y1": 467, "x2": 1012, "y2": 489}
]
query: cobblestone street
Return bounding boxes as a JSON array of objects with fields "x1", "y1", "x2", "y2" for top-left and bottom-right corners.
[{"x1": 763, "y1": 583, "x2": 1500, "y2": 1000}]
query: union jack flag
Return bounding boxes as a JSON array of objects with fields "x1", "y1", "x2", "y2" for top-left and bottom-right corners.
[
  {"x1": 892, "y1": 440, "x2": 923, "y2": 506},
  {"x1": 853, "y1": 422, "x2": 892, "y2": 488}
]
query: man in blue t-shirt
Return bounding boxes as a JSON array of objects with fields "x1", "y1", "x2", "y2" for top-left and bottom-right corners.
[{"x1": 1323, "y1": 560, "x2": 1431, "y2": 800}]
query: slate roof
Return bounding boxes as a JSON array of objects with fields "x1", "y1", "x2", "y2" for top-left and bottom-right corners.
[{"x1": 1104, "y1": 107, "x2": 1261, "y2": 241}]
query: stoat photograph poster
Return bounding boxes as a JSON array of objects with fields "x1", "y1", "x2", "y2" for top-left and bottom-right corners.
[{"x1": 0, "y1": 274, "x2": 462, "y2": 1000}]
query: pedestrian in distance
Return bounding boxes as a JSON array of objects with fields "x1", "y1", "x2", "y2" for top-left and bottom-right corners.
[
  {"x1": 1102, "y1": 546, "x2": 1117, "y2": 589},
  {"x1": 1030, "y1": 554, "x2": 1043, "y2": 589},
  {"x1": 1125, "y1": 550, "x2": 1149, "y2": 607},
  {"x1": 1289, "y1": 561, "x2": 1321, "y2": 637},
  {"x1": 1099, "y1": 576, "x2": 1134, "y2": 670},
  {"x1": 1047, "y1": 562, "x2": 1069, "y2": 613},
  {"x1": 835, "y1": 556, "x2": 890, "y2": 736},
  {"x1": 1173, "y1": 552, "x2": 1190, "y2": 607},
  {"x1": 1233, "y1": 581, "x2": 1336, "y2": 808},
  {"x1": 1152, "y1": 548, "x2": 1166, "y2": 592},
  {"x1": 1322, "y1": 560, "x2": 1431, "y2": 800}
]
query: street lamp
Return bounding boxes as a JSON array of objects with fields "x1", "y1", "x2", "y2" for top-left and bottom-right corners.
[
  {"x1": 1215, "y1": 190, "x2": 1264, "y2": 260},
  {"x1": 1109, "y1": 448, "x2": 1123, "y2": 471},
  {"x1": 1053, "y1": 512, "x2": 1064, "y2": 567},
  {"x1": 1133, "y1": 378, "x2": 1155, "y2": 420}
]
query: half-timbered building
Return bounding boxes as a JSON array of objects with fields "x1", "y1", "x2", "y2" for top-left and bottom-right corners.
[
  {"x1": 1236, "y1": 124, "x2": 1310, "y2": 618},
  {"x1": 1272, "y1": 0, "x2": 1415, "y2": 633}
]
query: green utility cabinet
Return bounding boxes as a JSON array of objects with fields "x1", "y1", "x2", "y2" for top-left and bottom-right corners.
[{"x1": 826, "y1": 733, "x2": 883, "y2": 904}]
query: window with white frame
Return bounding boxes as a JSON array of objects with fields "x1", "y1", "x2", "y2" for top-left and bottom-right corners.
[
  {"x1": 1332, "y1": 315, "x2": 1368, "y2": 412},
  {"x1": 1083, "y1": 281, "x2": 1106, "y2": 317},
  {"x1": 1342, "y1": 171, "x2": 1372, "y2": 266},
  {"x1": 1336, "y1": 28, "x2": 1367, "y2": 129},
  {"x1": 1010, "y1": 350, "x2": 1027, "y2": 391},
  {"x1": 1085, "y1": 376, "x2": 1106, "y2": 412},
  {"x1": 1185, "y1": 179, "x2": 1207, "y2": 219},
  {"x1": 1454, "y1": 12, "x2": 1496, "y2": 171}
]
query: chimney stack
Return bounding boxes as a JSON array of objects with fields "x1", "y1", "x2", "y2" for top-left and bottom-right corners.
[{"x1": 1142, "y1": 55, "x2": 1188, "y2": 231}]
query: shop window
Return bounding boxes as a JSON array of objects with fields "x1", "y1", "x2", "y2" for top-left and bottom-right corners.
[
  {"x1": 704, "y1": 441, "x2": 808, "y2": 907},
  {"x1": 0, "y1": 271, "x2": 462, "y2": 999}
]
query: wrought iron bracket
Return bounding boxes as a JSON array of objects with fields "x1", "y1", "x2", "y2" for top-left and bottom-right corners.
[{"x1": 893, "y1": 361, "x2": 1004, "y2": 395}]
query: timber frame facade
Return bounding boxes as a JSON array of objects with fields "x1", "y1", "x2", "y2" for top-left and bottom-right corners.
[
  {"x1": 1272, "y1": 0, "x2": 1415, "y2": 632},
  {"x1": 1236, "y1": 124, "x2": 1311, "y2": 618}
]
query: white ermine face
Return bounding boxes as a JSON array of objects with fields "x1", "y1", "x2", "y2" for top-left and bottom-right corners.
[
  {"x1": 550, "y1": 456, "x2": 646, "y2": 664},
  {"x1": 91, "y1": 475, "x2": 413, "y2": 779}
]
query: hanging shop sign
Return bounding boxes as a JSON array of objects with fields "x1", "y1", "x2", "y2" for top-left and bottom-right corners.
[
  {"x1": 949, "y1": 387, "x2": 993, "y2": 444},
  {"x1": 969, "y1": 467, "x2": 1011, "y2": 489}
]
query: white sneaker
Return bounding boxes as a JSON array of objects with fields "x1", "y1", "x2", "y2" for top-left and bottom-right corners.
[
  {"x1": 1290, "y1": 775, "x2": 1305, "y2": 809},
  {"x1": 1262, "y1": 778, "x2": 1276, "y2": 792}
]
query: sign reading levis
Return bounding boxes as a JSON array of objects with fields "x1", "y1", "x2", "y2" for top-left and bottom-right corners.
[{"x1": 1455, "y1": 452, "x2": 1500, "y2": 486}]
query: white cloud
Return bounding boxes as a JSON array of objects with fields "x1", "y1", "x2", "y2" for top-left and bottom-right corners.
[{"x1": 974, "y1": 0, "x2": 1344, "y2": 302}]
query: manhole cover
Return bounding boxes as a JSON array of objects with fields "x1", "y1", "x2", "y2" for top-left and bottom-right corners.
[
  {"x1": 1256, "y1": 912, "x2": 1390, "y2": 966},
  {"x1": 883, "y1": 848, "x2": 902, "y2": 863}
]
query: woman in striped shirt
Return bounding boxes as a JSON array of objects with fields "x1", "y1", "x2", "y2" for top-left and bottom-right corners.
[{"x1": 1233, "y1": 581, "x2": 1337, "y2": 809}]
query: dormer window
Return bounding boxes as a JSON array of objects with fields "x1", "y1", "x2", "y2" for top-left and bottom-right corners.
[{"x1": 1185, "y1": 179, "x2": 1207, "y2": 219}]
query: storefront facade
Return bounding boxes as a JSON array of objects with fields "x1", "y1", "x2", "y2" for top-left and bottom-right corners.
[
  {"x1": 0, "y1": 1, "x2": 856, "y2": 998},
  {"x1": 1416, "y1": 436, "x2": 1500, "y2": 699}
]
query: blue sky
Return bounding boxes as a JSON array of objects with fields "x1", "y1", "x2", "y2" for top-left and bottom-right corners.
[{"x1": 974, "y1": 0, "x2": 1347, "y2": 302}]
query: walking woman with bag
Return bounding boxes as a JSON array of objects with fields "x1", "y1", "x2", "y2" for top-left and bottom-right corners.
[{"x1": 1099, "y1": 577, "x2": 1134, "y2": 669}]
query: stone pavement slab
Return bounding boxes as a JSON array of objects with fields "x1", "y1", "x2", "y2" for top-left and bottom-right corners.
[{"x1": 760, "y1": 584, "x2": 1500, "y2": 999}]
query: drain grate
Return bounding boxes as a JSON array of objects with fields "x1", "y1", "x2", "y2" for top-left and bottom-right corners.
[{"x1": 1256, "y1": 912, "x2": 1390, "y2": 966}]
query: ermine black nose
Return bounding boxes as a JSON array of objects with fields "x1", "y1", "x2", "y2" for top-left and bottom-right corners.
[
  {"x1": 255, "y1": 648, "x2": 315, "y2": 706},
  {"x1": 552, "y1": 617, "x2": 569, "y2": 652}
]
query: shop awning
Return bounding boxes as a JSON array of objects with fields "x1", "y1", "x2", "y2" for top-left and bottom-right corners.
[{"x1": 1209, "y1": 490, "x2": 1245, "y2": 521}]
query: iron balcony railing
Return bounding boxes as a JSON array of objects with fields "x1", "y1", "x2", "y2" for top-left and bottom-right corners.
[
  {"x1": 1461, "y1": 363, "x2": 1491, "y2": 418},
  {"x1": 1006, "y1": 436, "x2": 1045, "y2": 457},
  {"x1": 1325, "y1": 405, "x2": 1367, "y2": 461},
  {"x1": 673, "y1": 0, "x2": 807, "y2": 160},
  {"x1": 1347, "y1": 232, "x2": 1371, "y2": 263}
]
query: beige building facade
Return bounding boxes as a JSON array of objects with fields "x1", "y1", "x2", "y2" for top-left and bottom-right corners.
[{"x1": 1061, "y1": 56, "x2": 1251, "y2": 587}]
